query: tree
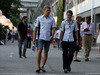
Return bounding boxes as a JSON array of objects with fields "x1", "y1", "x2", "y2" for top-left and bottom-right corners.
[
  {"x1": 57, "y1": 0, "x2": 63, "y2": 29},
  {"x1": 0, "y1": 0, "x2": 22, "y2": 26},
  {"x1": 0, "y1": 0, "x2": 22, "y2": 18}
]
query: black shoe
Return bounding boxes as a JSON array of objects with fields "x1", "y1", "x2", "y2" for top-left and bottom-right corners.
[
  {"x1": 85, "y1": 58, "x2": 89, "y2": 61},
  {"x1": 74, "y1": 59, "x2": 81, "y2": 62},
  {"x1": 64, "y1": 69, "x2": 68, "y2": 73},
  {"x1": 23, "y1": 55, "x2": 27, "y2": 58},
  {"x1": 19, "y1": 55, "x2": 22, "y2": 58},
  {"x1": 19, "y1": 56, "x2": 22, "y2": 58},
  {"x1": 36, "y1": 68, "x2": 41, "y2": 73},
  {"x1": 68, "y1": 66, "x2": 71, "y2": 72},
  {"x1": 41, "y1": 67, "x2": 46, "y2": 72}
]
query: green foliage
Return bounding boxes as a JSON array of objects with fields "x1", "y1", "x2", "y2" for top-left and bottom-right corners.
[
  {"x1": 10, "y1": 16, "x2": 20, "y2": 27},
  {"x1": 57, "y1": 0, "x2": 63, "y2": 29},
  {"x1": 0, "y1": 0, "x2": 22, "y2": 18},
  {"x1": 0, "y1": 0, "x2": 22, "y2": 26}
]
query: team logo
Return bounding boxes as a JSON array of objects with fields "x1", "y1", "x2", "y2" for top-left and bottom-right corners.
[
  {"x1": 65, "y1": 21, "x2": 69, "y2": 25},
  {"x1": 41, "y1": 18, "x2": 44, "y2": 20}
]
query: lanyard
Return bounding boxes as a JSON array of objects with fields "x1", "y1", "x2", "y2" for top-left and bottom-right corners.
[
  {"x1": 69, "y1": 23, "x2": 72, "y2": 28},
  {"x1": 69, "y1": 20, "x2": 73, "y2": 28}
]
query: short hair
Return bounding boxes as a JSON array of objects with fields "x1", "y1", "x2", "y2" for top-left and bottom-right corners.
[
  {"x1": 86, "y1": 17, "x2": 91, "y2": 21},
  {"x1": 44, "y1": 5, "x2": 51, "y2": 10},
  {"x1": 66, "y1": 10, "x2": 73, "y2": 15},
  {"x1": 76, "y1": 16, "x2": 82, "y2": 20},
  {"x1": 22, "y1": 16, "x2": 27, "y2": 20}
]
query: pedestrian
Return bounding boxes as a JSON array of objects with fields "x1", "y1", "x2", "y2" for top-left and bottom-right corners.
[
  {"x1": 59, "y1": 10, "x2": 79, "y2": 73},
  {"x1": 73, "y1": 16, "x2": 82, "y2": 62},
  {"x1": 18, "y1": 16, "x2": 28, "y2": 58},
  {"x1": 53, "y1": 31, "x2": 57, "y2": 48},
  {"x1": 6, "y1": 28, "x2": 9, "y2": 41},
  {"x1": 81, "y1": 17, "x2": 96, "y2": 61},
  {"x1": 33, "y1": 6, "x2": 56, "y2": 73},
  {"x1": 96, "y1": 24, "x2": 100, "y2": 56},
  {"x1": 55, "y1": 29, "x2": 61, "y2": 50},
  {"x1": 2, "y1": 26, "x2": 7, "y2": 44},
  {"x1": 11, "y1": 27, "x2": 15, "y2": 43},
  {"x1": 27, "y1": 25, "x2": 32, "y2": 48}
]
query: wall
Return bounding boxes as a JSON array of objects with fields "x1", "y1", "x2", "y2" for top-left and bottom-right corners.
[{"x1": 64, "y1": 0, "x2": 100, "y2": 19}]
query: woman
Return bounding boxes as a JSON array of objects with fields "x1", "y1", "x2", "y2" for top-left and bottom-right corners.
[
  {"x1": 96, "y1": 24, "x2": 100, "y2": 56},
  {"x1": 59, "y1": 10, "x2": 79, "y2": 73},
  {"x1": 27, "y1": 26, "x2": 32, "y2": 48}
]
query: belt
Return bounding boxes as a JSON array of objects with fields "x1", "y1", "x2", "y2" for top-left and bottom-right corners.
[{"x1": 84, "y1": 34, "x2": 92, "y2": 36}]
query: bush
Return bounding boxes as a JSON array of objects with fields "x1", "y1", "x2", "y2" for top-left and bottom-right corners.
[{"x1": 57, "y1": 0, "x2": 63, "y2": 29}]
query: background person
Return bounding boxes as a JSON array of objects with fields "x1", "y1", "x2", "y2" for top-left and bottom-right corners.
[
  {"x1": 27, "y1": 25, "x2": 32, "y2": 48},
  {"x1": 73, "y1": 16, "x2": 82, "y2": 62},
  {"x1": 18, "y1": 16, "x2": 28, "y2": 58},
  {"x1": 81, "y1": 17, "x2": 96, "y2": 61},
  {"x1": 11, "y1": 27, "x2": 15, "y2": 43},
  {"x1": 96, "y1": 24, "x2": 100, "y2": 56}
]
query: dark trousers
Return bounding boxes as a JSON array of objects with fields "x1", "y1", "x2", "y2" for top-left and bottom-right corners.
[
  {"x1": 57, "y1": 39, "x2": 60, "y2": 48},
  {"x1": 18, "y1": 37, "x2": 27, "y2": 56},
  {"x1": 62, "y1": 41, "x2": 75, "y2": 69},
  {"x1": 27, "y1": 37, "x2": 31, "y2": 48}
]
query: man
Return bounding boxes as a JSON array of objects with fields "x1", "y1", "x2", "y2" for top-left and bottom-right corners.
[
  {"x1": 73, "y1": 16, "x2": 82, "y2": 62},
  {"x1": 59, "y1": 10, "x2": 79, "y2": 73},
  {"x1": 33, "y1": 6, "x2": 56, "y2": 73},
  {"x1": 18, "y1": 16, "x2": 28, "y2": 58},
  {"x1": 11, "y1": 27, "x2": 15, "y2": 43},
  {"x1": 81, "y1": 17, "x2": 96, "y2": 61}
]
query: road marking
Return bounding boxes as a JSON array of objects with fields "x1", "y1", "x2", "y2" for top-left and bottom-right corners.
[
  {"x1": 10, "y1": 52, "x2": 14, "y2": 55},
  {"x1": 9, "y1": 55, "x2": 13, "y2": 58},
  {"x1": 86, "y1": 73, "x2": 100, "y2": 75},
  {"x1": 0, "y1": 73, "x2": 66, "y2": 75}
]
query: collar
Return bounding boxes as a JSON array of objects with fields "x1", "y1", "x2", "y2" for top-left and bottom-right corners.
[
  {"x1": 42, "y1": 15, "x2": 50, "y2": 19},
  {"x1": 65, "y1": 19, "x2": 74, "y2": 24}
]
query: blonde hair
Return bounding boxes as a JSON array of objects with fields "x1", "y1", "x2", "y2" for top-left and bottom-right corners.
[{"x1": 44, "y1": 5, "x2": 50, "y2": 10}]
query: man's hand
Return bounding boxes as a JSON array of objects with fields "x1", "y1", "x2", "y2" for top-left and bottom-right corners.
[
  {"x1": 84, "y1": 28, "x2": 90, "y2": 32},
  {"x1": 33, "y1": 39, "x2": 36, "y2": 44},
  {"x1": 59, "y1": 40, "x2": 62, "y2": 45},
  {"x1": 18, "y1": 36, "x2": 21, "y2": 40},
  {"x1": 50, "y1": 36, "x2": 53, "y2": 41}
]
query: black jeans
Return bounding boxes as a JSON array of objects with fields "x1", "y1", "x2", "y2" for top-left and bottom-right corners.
[
  {"x1": 62, "y1": 41, "x2": 75, "y2": 69},
  {"x1": 27, "y1": 37, "x2": 31, "y2": 48}
]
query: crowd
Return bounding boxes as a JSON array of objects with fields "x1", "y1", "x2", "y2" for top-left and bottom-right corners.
[
  {"x1": 1, "y1": 5, "x2": 100, "y2": 74},
  {"x1": 0, "y1": 25, "x2": 18, "y2": 45},
  {"x1": 32, "y1": 6, "x2": 100, "y2": 73}
]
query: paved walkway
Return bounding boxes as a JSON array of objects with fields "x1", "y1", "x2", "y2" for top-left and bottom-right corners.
[{"x1": 0, "y1": 40, "x2": 100, "y2": 75}]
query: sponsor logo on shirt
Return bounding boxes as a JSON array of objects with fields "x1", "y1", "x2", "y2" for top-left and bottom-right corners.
[{"x1": 41, "y1": 18, "x2": 44, "y2": 20}]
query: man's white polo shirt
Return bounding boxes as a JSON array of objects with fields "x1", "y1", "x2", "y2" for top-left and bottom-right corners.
[{"x1": 35, "y1": 15, "x2": 56, "y2": 41}]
